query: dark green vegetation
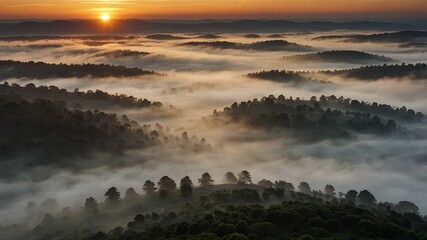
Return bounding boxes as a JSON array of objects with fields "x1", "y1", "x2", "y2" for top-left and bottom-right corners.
[
  {"x1": 0, "y1": 82, "x2": 178, "y2": 113},
  {"x1": 247, "y1": 70, "x2": 330, "y2": 86},
  {"x1": 314, "y1": 31, "x2": 427, "y2": 43},
  {"x1": 179, "y1": 40, "x2": 315, "y2": 52},
  {"x1": 283, "y1": 50, "x2": 395, "y2": 64},
  {"x1": 93, "y1": 50, "x2": 150, "y2": 58},
  {"x1": 205, "y1": 95, "x2": 418, "y2": 141},
  {"x1": 0, "y1": 60, "x2": 158, "y2": 80},
  {"x1": 0, "y1": 93, "x2": 209, "y2": 180},
  {"x1": 318, "y1": 63, "x2": 427, "y2": 81},
  {"x1": 145, "y1": 34, "x2": 189, "y2": 40},
  {"x1": 6, "y1": 171, "x2": 424, "y2": 240},
  {"x1": 243, "y1": 34, "x2": 261, "y2": 38}
]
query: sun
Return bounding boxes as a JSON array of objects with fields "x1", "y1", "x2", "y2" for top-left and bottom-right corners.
[{"x1": 101, "y1": 14, "x2": 110, "y2": 21}]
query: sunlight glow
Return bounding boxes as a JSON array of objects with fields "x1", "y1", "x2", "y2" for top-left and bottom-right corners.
[{"x1": 100, "y1": 13, "x2": 110, "y2": 21}]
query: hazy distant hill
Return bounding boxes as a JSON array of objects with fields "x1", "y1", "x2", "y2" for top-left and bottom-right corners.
[
  {"x1": 314, "y1": 30, "x2": 427, "y2": 43},
  {"x1": 247, "y1": 70, "x2": 330, "y2": 85},
  {"x1": 179, "y1": 40, "x2": 316, "y2": 52},
  {"x1": 283, "y1": 50, "x2": 396, "y2": 64},
  {"x1": 0, "y1": 20, "x2": 417, "y2": 36}
]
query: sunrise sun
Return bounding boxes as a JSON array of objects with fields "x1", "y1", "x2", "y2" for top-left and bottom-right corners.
[{"x1": 100, "y1": 14, "x2": 110, "y2": 21}]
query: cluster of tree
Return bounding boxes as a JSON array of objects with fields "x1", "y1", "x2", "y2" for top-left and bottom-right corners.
[
  {"x1": 80, "y1": 173, "x2": 424, "y2": 240},
  {"x1": 196, "y1": 34, "x2": 223, "y2": 39},
  {"x1": 205, "y1": 95, "x2": 409, "y2": 140},
  {"x1": 243, "y1": 34, "x2": 261, "y2": 38},
  {"x1": 145, "y1": 34, "x2": 188, "y2": 40},
  {"x1": 5, "y1": 170, "x2": 424, "y2": 240},
  {"x1": 0, "y1": 60, "x2": 158, "y2": 80},
  {"x1": 93, "y1": 49, "x2": 150, "y2": 58},
  {"x1": 179, "y1": 40, "x2": 315, "y2": 52},
  {"x1": 0, "y1": 82, "x2": 175, "y2": 112},
  {"x1": 247, "y1": 70, "x2": 330, "y2": 86},
  {"x1": 319, "y1": 63, "x2": 427, "y2": 81},
  {"x1": 0, "y1": 96, "x2": 210, "y2": 179},
  {"x1": 314, "y1": 30, "x2": 427, "y2": 43},
  {"x1": 399, "y1": 42, "x2": 427, "y2": 49},
  {"x1": 161, "y1": 82, "x2": 217, "y2": 95},
  {"x1": 283, "y1": 50, "x2": 395, "y2": 64}
]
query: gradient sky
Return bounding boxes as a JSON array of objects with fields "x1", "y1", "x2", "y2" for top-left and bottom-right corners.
[{"x1": 1, "y1": 0, "x2": 427, "y2": 20}]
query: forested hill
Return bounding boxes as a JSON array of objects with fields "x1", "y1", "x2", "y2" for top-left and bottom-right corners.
[
  {"x1": 179, "y1": 40, "x2": 316, "y2": 52},
  {"x1": 283, "y1": 50, "x2": 395, "y2": 64},
  {"x1": 247, "y1": 70, "x2": 331, "y2": 86},
  {"x1": 314, "y1": 31, "x2": 427, "y2": 43},
  {"x1": 318, "y1": 63, "x2": 427, "y2": 81},
  {"x1": 204, "y1": 95, "x2": 416, "y2": 141},
  {"x1": 0, "y1": 82, "x2": 178, "y2": 113},
  {"x1": 0, "y1": 94, "x2": 210, "y2": 180},
  {"x1": 5, "y1": 171, "x2": 424, "y2": 240},
  {"x1": 0, "y1": 60, "x2": 159, "y2": 80}
]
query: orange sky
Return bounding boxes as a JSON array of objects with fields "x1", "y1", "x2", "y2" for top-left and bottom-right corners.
[{"x1": 1, "y1": 0, "x2": 426, "y2": 20}]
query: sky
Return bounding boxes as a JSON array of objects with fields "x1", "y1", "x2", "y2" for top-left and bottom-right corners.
[{"x1": 1, "y1": 0, "x2": 427, "y2": 20}]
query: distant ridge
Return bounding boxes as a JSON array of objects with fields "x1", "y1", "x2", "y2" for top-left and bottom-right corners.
[{"x1": 0, "y1": 19, "x2": 418, "y2": 36}]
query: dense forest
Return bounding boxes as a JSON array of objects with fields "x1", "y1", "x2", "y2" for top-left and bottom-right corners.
[
  {"x1": 204, "y1": 95, "x2": 415, "y2": 140},
  {"x1": 0, "y1": 94, "x2": 210, "y2": 179},
  {"x1": 145, "y1": 34, "x2": 189, "y2": 40},
  {"x1": 0, "y1": 82, "x2": 178, "y2": 113},
  {"x1": 179, "y1": 40, "x2": 315, "y2": 52},
  {"x1": 3, "y1": 171, "x2": 424, "y2": 240},
  {"x1": 93, "y1": 50, "x2": 151, "y2": 59},
  {"x1": 247, "y1": 70, "x2": 331, "y2": 86},
  {"x1": 283, "y1": 50, "x2": 395, "y2": 64},
  {"x1": 314, "y1": 30, "x2": 427, "y2": 43},
  {"x1": 0, "y1": 60, "x2": 158, "y2": 80},
  {"x1": 318, "y1": 63, "x2": 427, "y2": 81}
]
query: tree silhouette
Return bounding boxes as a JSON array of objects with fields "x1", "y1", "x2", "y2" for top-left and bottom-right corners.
[
  {"x1": 345, "y1": 190, "x2": 358, "y2": 203},
  {"x1": 395, "y1": 201, "x2": 419, "y2": 214},
  {"x1": 298, "y1": 182, "x2": 311, "y2": 194},
  {"x1": 358, "y1": 190, "x2": 376, "y2": 207},
  {"x1": 223, "y1": 172, "x2": 238, "y2": 184},
  {"x1": 238, "y1": 170, "x2": 252, "y2": 184},
  {"x1": 124, "y1": 187, "x2": 139, "y2": 201},
  {"x1": 198, "y1": 172, "x2": 214, "y2": 187},
  {"x1": 143, "y1": 180, "x2": 157, "y2": 195},
  {"x1": 274, "y1": 180, "x2": 295, "y2": 191},
  {"x1": 324, "y1": 184, "x2": 336, "y2": 197},
  {"x1": 180, "y1": 176, "x2": 193, "y2": 197},
  {"x1": 84, "y1": 197, "x2": 98, "y2": 214},
  {"x1": 158, "y1": 176, "x2": 177, "y2": 190},
  {"x1": 105, "y1": 187, "x2": 120, "y2": 205},
  {"x1": 257, "y1": 179, "x2": 274, "y2": 188}
]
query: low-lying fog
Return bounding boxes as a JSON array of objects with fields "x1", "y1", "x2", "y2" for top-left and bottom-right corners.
[{"x1": 1, "y1": 31, "x2": 427, "y2": 224}]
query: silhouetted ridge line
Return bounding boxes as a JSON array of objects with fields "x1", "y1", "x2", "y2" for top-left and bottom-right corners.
[{"x1": 0, "y1": 60, "x2": 159, "y2": 80}]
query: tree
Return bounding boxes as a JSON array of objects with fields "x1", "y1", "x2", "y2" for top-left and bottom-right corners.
[
  {"x1": 159, "y1": 189, "x2": 169, "y2": 199},
  {"x1": 358, "y1": 190, "x2": 376, "y2": 206},
  {"x1": 345, "y1": 190, "x2": 358, "y2": 203},
  {"x1": 124, "y1": 187, "x2": 139, "y2": 200},
  {"x1": 157, "y1": 176, "x2": 177, "y2": 190},
  {"x1": 84, "y1": 197, "x2": 98, "y2": 213},
  {"x1": 257, "y1": 179, "x2": 274, "y2": 188},
  {"x1": 238, "y1": 170, "x2": 252, "y2": 184},
  {"x1": 180, "y1": 176, "x2": 193, "y2": 197},
  {"x1": 143, "y1": 180, "x2": 157, "y2": 194},
  {"x1": 274, "y1": 180, "x2": 294, "y2": 191},
  {"x1": 324, "y1": 184, "x2": 336, "y2": 197},
  {"x1": 198, "y1": 172, "x2": 214, "y2": 186},
  {"x1": 224, "y1": 172, "x2": 238, "y2": 184},
  {"x1": 298, "y1": 182, "x2": 311, "y2": 194},
  {"x1": 105, "y1": 187, "x2": 120, "y2": 205},
  {"x1": 395, "y1": 201, "x2": 419, "y2": 214}
]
